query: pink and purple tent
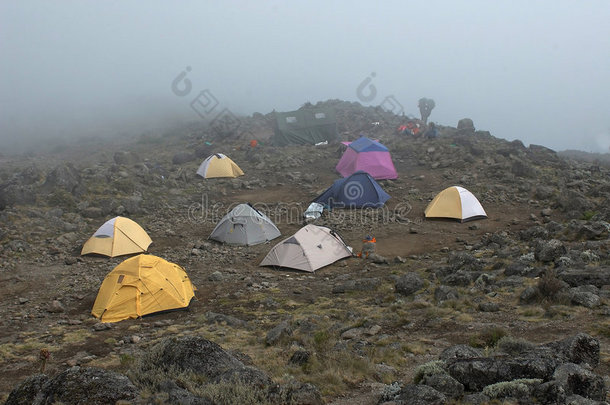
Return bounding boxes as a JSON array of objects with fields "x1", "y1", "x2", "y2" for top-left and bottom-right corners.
[{"x1": 336, "y1": 137, "x2": 397, "y2": 180}]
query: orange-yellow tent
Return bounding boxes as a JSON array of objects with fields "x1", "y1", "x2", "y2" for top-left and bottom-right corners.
[
  {"x1": 424, "y1": 186, "x2": 487, "y2": 222},
  {"x1": 92, "y1": 254, "x2": 195, "y2": 323},
  {"x1": 196, "y1": 153, "x2": 244, "y2": 179},
  {"x1": 81, "y1": 216, "x2": 152, "y2": 257}
]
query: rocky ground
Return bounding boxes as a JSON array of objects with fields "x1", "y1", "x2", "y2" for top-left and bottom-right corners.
[{"x1": 0, "y1": 100, "x2": 609, "y2": 404}]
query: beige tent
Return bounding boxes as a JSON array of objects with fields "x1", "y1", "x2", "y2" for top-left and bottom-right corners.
[
  {"x1": 260, "y1": 224, "x2": 352, "y2": 272},
  {"x1": 424, "y1": 186, "x2": 487, "y2": 222},
  {"x1": 92, "y1": 254, "x2": 195, "y2": 323},
  {"x1": 81, "y1": 216, "x2": 152, "y2": 257},
  {"x1": 196, "y1": 153, "x2": 244, "y2": 179}
]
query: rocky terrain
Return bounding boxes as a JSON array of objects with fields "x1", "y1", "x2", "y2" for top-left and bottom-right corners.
[{"x1": 0, "y1": 100, "x2": 609, "y2": 404}]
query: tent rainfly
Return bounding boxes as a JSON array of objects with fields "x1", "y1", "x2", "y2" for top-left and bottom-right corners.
[
  {"x1": 91, "y1": 254, "x2": 196, "y2": 323},
  {"x1": 197, "y1": 153, "x2": 244, "y2": 179},
  {"x1": 209, "y1": 203, "x2": 281, "y2": 246},
  {"x1": 260, "y1": 224, "x2": 352, "y2": 272},
  {"x1": 336, "y1": 137, "x2": 397, "y2": 180},
  {"x1": 81, "y1": 216, "x2": 152, "y2": 257},
  {"x1": 424, "y1": 186, "x2": 487, "y2": 222}
]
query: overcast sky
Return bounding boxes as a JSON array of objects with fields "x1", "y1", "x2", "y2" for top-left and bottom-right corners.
[{"x1": 1, "y1": 1, "x2": 609, "y2": 153}]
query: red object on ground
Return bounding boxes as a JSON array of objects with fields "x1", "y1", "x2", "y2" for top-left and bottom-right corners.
[{"x1": 250, "y1": 140, "x2": 258, "y2": 148}]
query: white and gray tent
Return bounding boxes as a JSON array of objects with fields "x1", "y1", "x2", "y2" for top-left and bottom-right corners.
[
  {"x1": 209, "y1": 203, "x2": 281, "y2": 246},
  {"x1": 260, "y1": 224, "x2": 352, "y2": 272}
]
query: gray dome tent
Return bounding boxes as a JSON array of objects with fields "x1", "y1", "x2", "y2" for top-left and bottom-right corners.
[{"x1": 209, "y1": 203, "x2": 281, "y2": 246}]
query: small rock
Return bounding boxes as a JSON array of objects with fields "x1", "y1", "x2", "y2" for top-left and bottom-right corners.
[
  {"x1": 64, "y1": 257, "x2": 77, "y2": 265},
  {"x1": 47, "y1": 300, "x2": 64, "y2": 313},
  {"x1": 208, "y1": 271, "x2": 224, "y2": 281},
  {"x1": 478, "y1": 302, "x2": 500, "y2": 312},
  {"x1": 341, "y1": 327, "x2": 365, "y2": 340},
  {"x1": 289, "y1": 350, "x2": 310, "y2": 366},
  {"x1": 92, "y1": 322, "x2": 112, "y2": 331},
  {"x1": 266, "y1": 321, "x2": 292, "y2": 345}
]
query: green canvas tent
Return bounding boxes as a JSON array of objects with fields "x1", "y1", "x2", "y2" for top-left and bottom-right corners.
[{"x1": 272, "y1": 108, "x2": 338, "y2": 146}]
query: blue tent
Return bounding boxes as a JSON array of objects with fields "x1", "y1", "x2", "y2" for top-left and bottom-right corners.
[{"x1": 314, "y1": 171, "x2": 391, "y2": 208}]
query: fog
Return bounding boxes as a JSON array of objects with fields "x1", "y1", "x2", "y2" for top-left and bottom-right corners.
[{"x1": 1, "y1": 1, "x2": 609, "y2": 154}]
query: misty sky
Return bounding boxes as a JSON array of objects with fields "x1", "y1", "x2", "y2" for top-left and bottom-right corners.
[{"x1": 1, "y1": 1, "x2": 609, "y2": 153}]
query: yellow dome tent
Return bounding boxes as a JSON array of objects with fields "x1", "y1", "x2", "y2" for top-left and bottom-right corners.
[
  {"x1": 196, "y1": 153, "x2": 244, "y2": 179},
  {"x1": 81, "y1": 216, "x2": 152, "y2": 257},
  {"x1": 92, "y1": 254, "x2": 196, "y2": 323},
  {"x1": 424, "y1": 186, "x2": 487, "y2": 222}
]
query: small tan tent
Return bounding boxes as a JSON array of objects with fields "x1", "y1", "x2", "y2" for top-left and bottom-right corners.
[
  {"x1": 197, "y1": 153, "x2": 244, "y2": 179},
  {"x1": 81, "y1": 216, "x2": 152, "y2": 257},
  {"x1": 260, "y1": 224, "x2": 352, "y2": 272},
  {"x1": 92, "y1": 254, "x2": 195, "y2": 323},
  {"x1": 424, "y1": 186, "x2": 487, "y2": 222}
]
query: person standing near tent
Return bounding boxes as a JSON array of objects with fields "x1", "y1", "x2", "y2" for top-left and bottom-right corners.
[
  {"x1": 423, "y1": 122, "x2": 438, "y2": 139},
  {"x1": 418, "y1": 98, "x2": 435, "y2": 124},
  {"x1": 358, "y1": 235, "x2": 376, "y2": 258}
]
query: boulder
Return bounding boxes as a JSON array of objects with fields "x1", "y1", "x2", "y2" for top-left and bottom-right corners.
[
  {"x1": 434, "y1": 285, "x2": 459, "y2": 303},
  {"x1": 535, "y1": 239, "x2": 566, "y2": 263},
  {"x1": 41, "y1": 163, "x2": 83, "y2": 195},
  {"x1": 266, "y1": 320, "x2": 292, "y2": 345},
  {"x1": 552, "y1": 363, "x2": 606, "y2": 401},
  {"x1": 393, "y1": 384, "x2": 447, "y2": 405},
  {"x1": 446, "y1": 356, "x2": 557, "y2": 391},
  {"x1": 145, "y1": 336, "x2": 244, "y2": 379},
  {"x1": 559, "y1": 267, "x2": 610, "y2": 288},
  {"x1": 457, "y1": 118, "x2": 475, "y2": 132},
  {"x1": 570, "y1": 289, "x2": 601, "y2": 308},
  {"x1": 447, "y1": 252, "x2": 482, "y2": 271},
  {"x1": 4, "y1": 374, "x2": 49, "y2": 405},
  {"x1": 531, "y1": 381, "x2": 567, "y2": 405},
  {"x1": 5, "y1": 367, "x2": 137, "y2": 405},
  {"x1": 420, "y1": 373, "x2": 464, "y2": 399},
  {"x1": 395, "y1": 272, "x2": 424, "y2": 296},
  {"x1": 543, "y1": 333, "x2": 600, "y2": 368}
]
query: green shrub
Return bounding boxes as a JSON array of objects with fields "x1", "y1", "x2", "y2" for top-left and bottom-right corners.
[
  {"x1": 470, "y1": 326, "x2": 507, "y2": 348},
  {"x1": 495, "y1": 336, "x2": 535, "y2": 356},
  {"x1": 537, "y1": 268, "x2": 564, "y2": 301},
  {"x1": 47, "y1": 189, "x2": 75, "y2": 209},
  {"x1": 482, "y1": 378, "x2": 542, "y2": 399},
  {"x1": 413, "y1": 360, "x2": 446, "y2": 384}
]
